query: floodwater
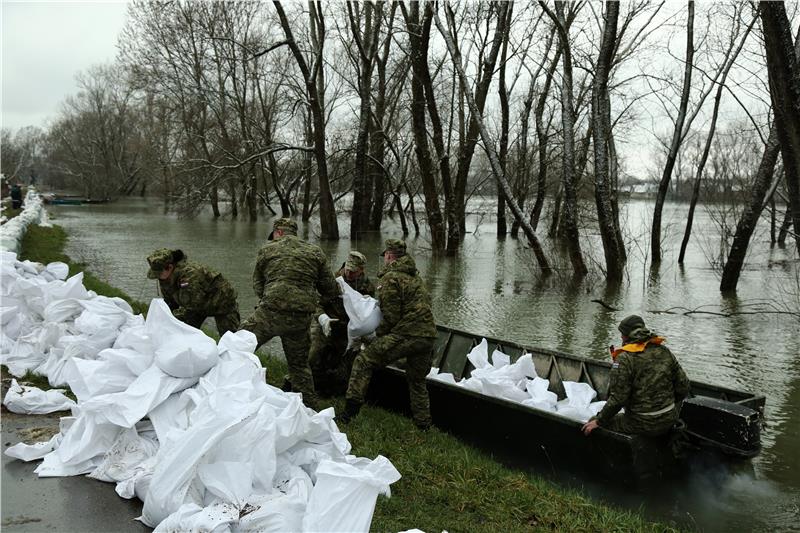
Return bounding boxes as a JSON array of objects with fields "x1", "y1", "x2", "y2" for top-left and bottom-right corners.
[{"x1": 51, "y1": 197, "x2": 799, "y2": 532}]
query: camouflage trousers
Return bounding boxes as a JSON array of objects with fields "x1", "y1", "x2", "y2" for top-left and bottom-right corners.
[
  {"x1": 240, "y1": 304, "x2": 317, "y2": 407},
  {"x1": 604, "y1": 410, "x2": 678, "y2": 437},
  {"x1": 180, "y1": 308, "x2": 241, "y2": 336},
  {"x1": 308, "y1": 320, "x2": 355, "y2": 396},
  {"x1": 346, "y1": 334, "x2": 434, "y2": 427}
]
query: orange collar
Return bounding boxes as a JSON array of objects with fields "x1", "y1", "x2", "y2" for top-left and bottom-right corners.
[{"x1": 611, "y1": 336, "x2": 665, "y2": 361}]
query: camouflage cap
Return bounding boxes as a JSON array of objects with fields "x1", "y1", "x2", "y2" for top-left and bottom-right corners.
[
  {"x1": 147, "y1": 248, "x2": 175, "y2": 279},
  {"x1": 618, "y1": 314, "x2": 646, "y2": 337},
  {"x1": 272, "y1": 217, "x2": 298, "y2": 235},
  {"x1": 344, "y1": 251, "x2": 367, "y2": 272},
  {"x1": 381, "y1": 238, "x2": 407, "y2": 257}
]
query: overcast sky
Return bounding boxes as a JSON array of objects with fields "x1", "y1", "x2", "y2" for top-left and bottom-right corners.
[{"x1": 2, "y1": 0, "x2": 129, "y2": 131}]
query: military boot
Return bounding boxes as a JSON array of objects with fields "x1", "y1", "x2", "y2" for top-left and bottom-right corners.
[{"x1": 338, "y1": 399, "x2": 362, "y2": 424}]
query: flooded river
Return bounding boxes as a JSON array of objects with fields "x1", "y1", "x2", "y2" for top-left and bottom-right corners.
[{"x1": 51, "y1": 197, "x2": 798, "y2": 532}]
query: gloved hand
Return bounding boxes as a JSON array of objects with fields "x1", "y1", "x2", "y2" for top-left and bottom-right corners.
[{"x1": 318, "y1": 314, "x2": 339, "y2": 337}]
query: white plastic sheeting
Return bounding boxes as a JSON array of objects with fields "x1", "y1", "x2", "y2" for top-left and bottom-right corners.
[
  {"x1": 2, "y1": 254, "x2": 400, "y2": 532},
  {"x1": 0, "y1": 190, "x2": 50, "y2": 253},
  {"x1": 427, "y1": 338, "x2": 606, "y2": 422}
]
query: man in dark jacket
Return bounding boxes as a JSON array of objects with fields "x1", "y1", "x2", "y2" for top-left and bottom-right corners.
[
  {"x1": 309, "y1": 250, "x2": 376, "y2": 396},
  {"x1": 341, "y1": 239, "x2": 437, "y2": 429},
  {"x1": 582, "y1": 315, "x2": 690, "y2": 436},
  {"x1": 240, "y1": 218, "x2": 340, "y2": 408},
  {"x1": 146, "y1": 248, "x2": 240, "y2": 334}
]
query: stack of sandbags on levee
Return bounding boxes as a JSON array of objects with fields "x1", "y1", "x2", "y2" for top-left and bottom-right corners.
[
  {"x1": 0, "y1": 190, "x2": 50, "y2": 253},
  {"x1": 427, "y1": 338, "x2": 606, "y2": 422},
  {"x1": 2, "y1": 256, "x2": 401, "y2": 532}
]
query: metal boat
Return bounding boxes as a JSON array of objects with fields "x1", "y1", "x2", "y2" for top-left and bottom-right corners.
[{"x1": 367, "y1": 325, "x2": 764, "y2": 482}]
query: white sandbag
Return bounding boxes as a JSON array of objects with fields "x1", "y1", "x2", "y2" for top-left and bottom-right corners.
[
  {"x1": 153, "y1": 502, "x2": 239, "y2": 533},
  {"x1": 140, "y1": 392, "x2": 265, "y2": 527},
  {"x1": 336, "y1": 276, "x2": 382, "y2": 338},
  {"x1": 426, "y1": 368, "x2": 457, "y2": 385},
  {"x1": 112, "y1": 323, "x2": 153, "y2": 357},
  {"x1": 146, "y1": 299, "x2": 219, "y2": 378},
  {"x1": 526, "y1": 377, "x2": 557, "y2": 405},
  {"x1": 302, "y1": 455, "x2": 401, "y2": 533},
  {"x1": 197, "y1": 462, "x2": 254, "y2": 507},
  {"x1": 5, "y1": 431, "x2": 62, "y2": 462},
  {"x1": 74, "y1": 299, "x2": 129, "y2": 335},
  {"x1": 88, "y1": 427, "x2": 159, "y2": 483},
  {"x1": 45, "y1": 261, "x2": 69, "y2": 281},
  {"x1": 2, "y1": 379, "x2": 76, "y2": 414},
  {"x1": 80, "y1": 365, "x2": 197, "y2": 429},
  {"x1": 491, "y1": 349, "x2": 510, "y2": 368},
  {"x1": 563, "y1": 381, "x2": 597, "y2": 408},
  {"x1": 43, "y1": 272, "x2": 90, "y2": 304},
  {"x1": 480, "y1": 378, "x2": 530, "y2": 403},
  {"x1": 235, "y1": 484, "x2": 307, "y2": 533},
  {"x1": 43, "y1": 298, "x2": 84, "y2": 322},
  {"x1": 65, "y1": 357, "x2": 139, "y2": 402},
  {"x1": 466, "y1": 339, "x2": 490, "y2": 370}
]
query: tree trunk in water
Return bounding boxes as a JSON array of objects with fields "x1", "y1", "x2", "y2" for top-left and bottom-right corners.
[
  {"x1": 435, "y1": 5, "x2": 551, "y2": 274},
  {"x1": 770, "y1": 197, "x2": 777, "y2": 245},
  {"x1": 247, "y1": 172, "x2": 258, "y2": 222},
  {"x1": 496, "y1": 3, "x2": 512, "y2": 240},
  {"x1": 348, "y1": 2, "x2": 381, "y2": 241},
  {"x1": 591, "y1": 1, "x2": 624, "y2": 282},
  {"x1": 760, "y1": 3, "x2": 800, "y2": 255},
  {"x1": 778, "y1": 205, "x2": 792, "y2": 246},
  {"x1": 210, "y1": 179, "x2": 221, "y2": 218},
  {"x1": 401, "y1": 2, "x2": 445, "y2": 250},
  {"x1": 651, "y1": 1, "x2": 694, "y2": 264},
  {"x1": 229, "y1": 179, "x2": 238, "y2": 218},
  {"x1": 548, "y1": 190, "x2": 562, "y2": 238},
  {"x1": 719, "y1": 127, "x2": 781, "y2": 291}
]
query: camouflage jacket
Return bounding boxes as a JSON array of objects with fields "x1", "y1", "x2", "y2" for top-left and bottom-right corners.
[
  {"x1": 375, "y1": 254, "x2": 436, "y2": 338},
  {"x1": 252, "y1": 235, "x2": 339, "y2": 314},
  {"x1": 596, "y1": 342, "x2": 690, "y2": 427},
  {"x1": 329, "y1": 265, "x2": 377, "y2": 322},
  {"x1": 159, "y1": 260, "x2": 238, "y2": 319}
]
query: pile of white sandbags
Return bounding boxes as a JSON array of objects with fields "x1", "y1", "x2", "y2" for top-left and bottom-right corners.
[
  {"x1": 0, "y1": 190, "x2": 50, "y2": 253},
  {"x1": 427, "y1": 338, "x2": 606, "y2": 422},
  {"x1": 1, "y1": 252, "x2": 400, "y2": 532}
]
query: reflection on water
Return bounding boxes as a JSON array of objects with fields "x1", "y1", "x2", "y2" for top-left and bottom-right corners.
[{"x1": 51, "y1": 197, "x2": 799, "y2": 532}]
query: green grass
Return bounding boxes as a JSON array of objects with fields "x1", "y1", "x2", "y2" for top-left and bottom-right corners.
[{"x1": 13, "y1": 223, "x2": 679, "y2": 532}]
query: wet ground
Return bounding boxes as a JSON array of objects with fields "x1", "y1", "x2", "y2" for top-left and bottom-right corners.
[{"x1": 1, "y1": 411, "x2": 148, "y2": 532}]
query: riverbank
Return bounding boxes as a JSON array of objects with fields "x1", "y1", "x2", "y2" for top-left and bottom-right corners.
[{"x1": 9, "y1": 221, "x2": 678, "y2": 532}]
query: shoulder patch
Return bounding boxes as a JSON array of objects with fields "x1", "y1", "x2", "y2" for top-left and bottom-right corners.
[
  {"x1": 612, "y1": 362, "x2": 620, "y2": 369},
  {"x1": 180, "y1": 281, "x2": 189, "y2": 288}
]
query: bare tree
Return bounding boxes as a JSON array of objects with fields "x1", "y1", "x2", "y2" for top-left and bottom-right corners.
[
  {"x1": 591, "y1": 1, "x2": 625, "y2": 281},
  {"x1": 651, "y1": 0, "x2": 694, "y2": 264},
  {"x1": 273, "y1": 0, "x2": 339, "y2": 239},
  {"x1": 436, "y1": 3, "x2": 551, "y2": 273},
  {"x1": 760, "y1": 1, "x2": 800, "y2": 254},
  {"x1": 540, "y1": 0, "x2": 588, "y2": 276}
]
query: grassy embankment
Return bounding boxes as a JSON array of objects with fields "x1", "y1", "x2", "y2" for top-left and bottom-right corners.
[{"x1": 13, "y1": 222, "x2": 679, "y2": 533}]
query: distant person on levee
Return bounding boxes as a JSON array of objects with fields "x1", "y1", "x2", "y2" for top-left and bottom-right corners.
[
  {"x1": 582, "y1": 315, "x2": 690, "y2": 437},
  {"x1": 146, "y1": 248, "x2": 240, "y2": 335}
]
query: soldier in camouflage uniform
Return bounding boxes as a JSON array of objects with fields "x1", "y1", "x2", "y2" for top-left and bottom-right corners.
[
  {"x1": 309, "y1": 250, "x2": 376, "y2": 396},
  {"x1": 240, "y1": 218, "x2": 339, "y2": 408},
  {"x1": 341, "y1": 239, "x2": 437, "y2": 429},
  {"x1": 146, "y1": 248, "x2": 240, "y2": 334},
  {"x1": 582, "y1": 315, "x2": 690, "y2": 437}
]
